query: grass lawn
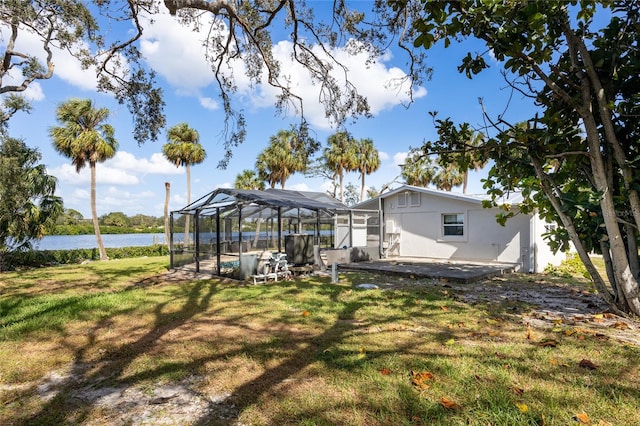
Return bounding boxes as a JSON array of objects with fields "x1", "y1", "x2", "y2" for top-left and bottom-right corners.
[{"x1": 0, "y1": 257, "x2": 638, "y2": 425}]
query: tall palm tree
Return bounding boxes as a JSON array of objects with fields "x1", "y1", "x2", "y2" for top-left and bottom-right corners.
[
  {"x1": 162, "y1": 123, "x2": 206, "y2": 245},
  {"x1": 235, "y1": 170, "x2": 266, "y2": 249},
  {"x1": 401, "y1": 149, "x2": 437, "y2": 187},
  {"x1": 50, "y1": 98, "x2": 117, "y2": 261},
  {"x1": 355, "y1": 138, "x2": 380, "y2": 201},
  {"x1": 324, "y1": 131, "x2": 358, "y2": 202}
]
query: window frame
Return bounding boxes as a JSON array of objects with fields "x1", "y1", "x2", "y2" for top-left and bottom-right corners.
[{"x1": 440, "y1": 212, "x2": 467, "y2": 241}]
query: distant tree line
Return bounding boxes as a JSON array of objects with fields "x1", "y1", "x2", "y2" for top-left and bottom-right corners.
[{"x1": 49, "y1": 209, "x2": 165, "y2": 235}]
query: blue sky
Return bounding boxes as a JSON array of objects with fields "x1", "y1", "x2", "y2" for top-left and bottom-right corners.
[{"x1": 3, "y1": 2, "x2": 539, "y2": 218}]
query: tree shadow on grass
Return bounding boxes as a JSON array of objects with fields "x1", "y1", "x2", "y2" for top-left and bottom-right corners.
[{"x1": 15, "y1": 279, "x2": 219, "y2": 425}]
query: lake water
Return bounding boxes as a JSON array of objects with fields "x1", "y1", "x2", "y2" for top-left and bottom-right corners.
[
  {"x1": 35, "y1": 233, "x2": 166, "y2": 251},
  {"x1": 36, "y1": 231, "x2": 333, "y2": 251}
]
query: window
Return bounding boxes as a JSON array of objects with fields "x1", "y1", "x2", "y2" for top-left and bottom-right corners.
[
  {"x1": 397, "y1": 192, "x2": 407, "y2": 207},
  {"x1": 409, "y1": 192, "x2": 421, "y2": 206},
  {"x1": 443, "y1": 213, "x2": 464, "y2": 236}
]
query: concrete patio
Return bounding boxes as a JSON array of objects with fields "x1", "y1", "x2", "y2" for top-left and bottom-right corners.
[{"x1": 337, "y1": 258, "x2": 518, "y2": 283}]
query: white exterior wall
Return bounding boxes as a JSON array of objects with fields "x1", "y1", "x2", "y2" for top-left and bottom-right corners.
[
  {"x1": 532, "y1": 214, "x2": 567, "y2": 272},
  {"x1": 383, "y1": 190, "x2": 532, "y2": 270}
]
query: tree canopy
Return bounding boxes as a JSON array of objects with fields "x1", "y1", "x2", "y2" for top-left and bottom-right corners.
[
  {"x1": 0, "y1": 136, "x2": 62, "y2": 269},
  {"x1": 405, "y1": 1, "x2": 640, "y2": 315}
]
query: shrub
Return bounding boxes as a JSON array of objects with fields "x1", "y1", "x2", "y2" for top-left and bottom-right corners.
[{"x1": 544, "y1": 252, "x2": 589, "y2": 278}]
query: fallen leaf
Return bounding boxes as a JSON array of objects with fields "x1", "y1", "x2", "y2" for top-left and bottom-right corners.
[
  {"x1": 379, "y1": 368, "x2": 391, "y2": 375},
  {"x1": 592, "y1": 313, "x2": 604, "y2": 319},
  {"x1": 574, "y1": 412, "x2": 590, "y2": 423},
  {"x1": 357, "y1": 346, "x2": 366, "y2": 359},
  {"x1": 515, "y1": 402, "x2": 528, "y2": 413},
  {"x1": 611, "y1": 321, "x2": 629, "y2": 330},
  {"x1": 565, "y1": 329, "x2": 577, "y2": 336},
  {"x1": 440, "y1": 305, "x2": 450, "y2": 311},
  {"x1": 411, "y1": 371, "x2": 434, "y2": 390},
  {"x1": 445, "y1": 338, "x2": 455, "y2": 345},
  {"x1": 539, "y1": 339, "x2": 558, "y2": 348},
  {"x1": 579, "y1": 359, "x2": 599, "y2": 370},
  {"x1": 603, "y1": 312, "x2": 616, "y2": 319},
  {"x1": 440, "y1": 396, "x2": 459, "y2": 409},
  {"x1": 302, "y1": 310, "x2": 310, "y2": 317},
  {"x1": 495, "y1": 352, "x2": 507, "y2": 359}
]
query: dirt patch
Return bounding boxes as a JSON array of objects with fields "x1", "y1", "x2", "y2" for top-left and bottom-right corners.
[{"x1": 441, "y1": 275, "x2": 640, "y2": 347}]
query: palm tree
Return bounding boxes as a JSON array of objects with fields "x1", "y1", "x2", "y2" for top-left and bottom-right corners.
[
  {"x1": 401, "y1": 149, "x2": 437, "y2": 187},
  {"x1": 235, "y1": 169, "x2": 265, "y2": 191},
  {"x1": 256, "y1": 128, "x2": 315, "y2": 189},
  {"x1": 355, "y1": 138, "x2": 380, "y2": 201},
  {"x1": 462, "y1": 131, "x2": 486, "y2": 194},
  {"x1": 50, "y1": 98, "x2": 117, "y2": 261},
  {"x1": 324, "y1": 131, "x2": 358, "y2": 202},
  {"x1": 433, "y1": 161, "x2": 464, "y2": 191},
  {"x1": 235, "y1": 170, "x2": 266, "y2": 249},
  {"x1": 162, "y1": 123, "x2": 206, "y2": 245}
]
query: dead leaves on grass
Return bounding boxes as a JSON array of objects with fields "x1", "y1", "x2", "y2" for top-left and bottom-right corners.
[{"x1": 411, "y1": 370, "x2": 434, "y2": 390}]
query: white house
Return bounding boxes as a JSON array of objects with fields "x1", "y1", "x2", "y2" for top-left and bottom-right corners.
[{"x1": 352, "y1": 185, "x2": 567, "y2": 273}]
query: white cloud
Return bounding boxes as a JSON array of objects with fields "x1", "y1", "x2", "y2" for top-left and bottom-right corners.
[
  {"x1": 110, "y1": 151, "x2": 183, "y2": 175},
  {"x1": 139, "y1": 13, "x2": 218, "y2": 94},
  {"x1": 136, "y1": 10, "x2": 426, "y2": 128},
  {"x1": 242, "y1": 40, "x2": 428, "y2": 129},
  {"x1": 288, "y1": 182, "x2": 310, "y2": 192},
  {"x1": 378, "y1": 151, "x2": 390, "y2": 161},
  {"x1": 199, "y1": 96, "x2": 219, "y2": 110},
  {"x1": 393, "y1": 151, "x2": 408, "y2": 166}
]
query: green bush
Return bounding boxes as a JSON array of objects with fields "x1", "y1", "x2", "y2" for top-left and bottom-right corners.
[
  {"x1": 544, "y1": 252, "x2": 589, "y2": 278},
  {"x1": 2, "y1": 245, "x2": 170, "y2": 270}
]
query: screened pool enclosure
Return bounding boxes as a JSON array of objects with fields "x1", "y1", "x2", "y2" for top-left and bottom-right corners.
[{"x1": 170, "y1": 188, "x2": 381, "y2": 279}]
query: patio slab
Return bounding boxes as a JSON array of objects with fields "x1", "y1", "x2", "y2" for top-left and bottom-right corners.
[{"x1": 337, "y1": 258, "x2": 517, "y2": 283}]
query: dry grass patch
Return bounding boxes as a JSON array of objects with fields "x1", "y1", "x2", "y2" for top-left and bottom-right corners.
[{"x1": 1, "y1": 259, "x2": 639, "y2": 425}]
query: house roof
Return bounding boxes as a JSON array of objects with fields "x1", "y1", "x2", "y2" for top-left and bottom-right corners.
[
  {"x1": 353, "y1": 185, "x2": 525, "y2": 209},
  {"x1": 173, "y1": 188, "x2": 351, "y2": 217}
]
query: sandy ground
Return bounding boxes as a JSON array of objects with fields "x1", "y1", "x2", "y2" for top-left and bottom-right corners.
[{"x1": 20, "y1": 272, "x2": 640, "y2": 425}]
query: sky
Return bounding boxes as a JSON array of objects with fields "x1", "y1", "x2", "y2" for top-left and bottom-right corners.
[{"x1": 3, "y1": 1, "x2": 540, "y2": 219}]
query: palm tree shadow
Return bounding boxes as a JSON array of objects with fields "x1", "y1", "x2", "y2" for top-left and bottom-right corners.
[{"x1": 16, "y1": 280, "x2": 219, "y2": 425}]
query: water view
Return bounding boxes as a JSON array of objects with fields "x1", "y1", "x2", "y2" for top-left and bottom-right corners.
[{"x1": 36, "y1": 233, "x2": 166, "y2": 251}]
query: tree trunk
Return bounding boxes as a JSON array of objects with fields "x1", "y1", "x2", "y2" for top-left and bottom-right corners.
[
  {"x1": 530, "y1": 156, "x2": 616, "y2": 305},
  {"x1": 463, "y1": 171, "x2": 469, "y2": 194},
  {"x1": 164, "y1": 182, "x2": 170, "y2": 247},
  {"x1": 599, "y1": 240, "x2": 618, "y2": 302},
  {"x1": 184, "y1": 165, "x2": 191, "y2": 246},
  {"x1": 253, "y1": 213, "x2": 263, "y2": 249},
  {"x1": 90, "y1": 162, "x2": 108, "y2": 261},
  {"x1": 561, "y1": 21, "x2": 640, "y2": 315},
  {"x1": 360, "y1": 172, "x2": 366, "y2": 202}
]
